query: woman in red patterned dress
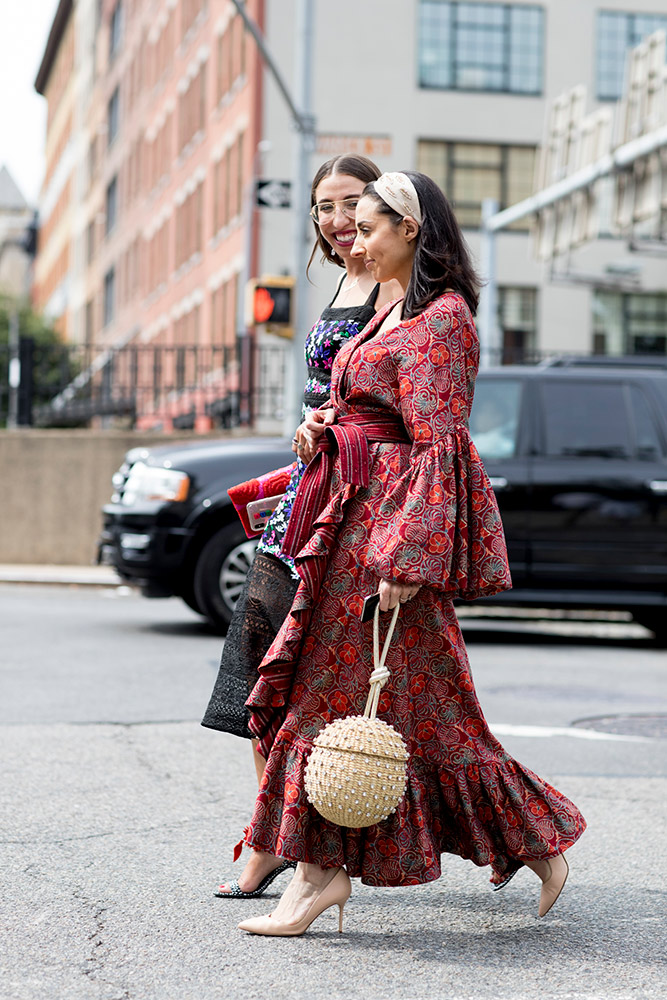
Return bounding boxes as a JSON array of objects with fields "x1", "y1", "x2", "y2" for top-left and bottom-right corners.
[{"x1": 237, "y1": 172, "x2": 586, "y2": 936}]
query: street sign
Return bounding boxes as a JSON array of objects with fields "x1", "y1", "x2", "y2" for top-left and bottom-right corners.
[
  {"x1": 533, "y1": 88, "x2": 613, "y2": 260},
  {"x1": 316, "y1": 134, "x2": 392, "y2": 158},
  {"x1": 256, "y1": 179, "x2": 291, "y2": 209}
]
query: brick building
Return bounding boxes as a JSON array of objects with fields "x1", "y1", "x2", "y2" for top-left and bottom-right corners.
[
  {"x1": 34, "y1": 0, "x2": 77, "y2": 336},
  {"x1": 35, "y1": 0, "x2": 264, "y2": 429}
]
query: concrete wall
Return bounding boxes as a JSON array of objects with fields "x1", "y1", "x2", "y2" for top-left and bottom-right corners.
[{"x1": 0, "y1": 430, "x2": 240, "y2": 565}]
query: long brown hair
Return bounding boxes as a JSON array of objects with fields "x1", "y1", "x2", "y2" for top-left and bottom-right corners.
[{"x1": 307, "y1": 154, "x2": 382, "y2": 277}]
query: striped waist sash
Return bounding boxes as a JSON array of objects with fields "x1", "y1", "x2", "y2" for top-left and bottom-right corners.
[{"x1": 282, "y1": 410, "x2": 410, "y2": 558}]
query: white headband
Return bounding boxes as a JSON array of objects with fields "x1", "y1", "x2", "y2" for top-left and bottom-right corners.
[{"x1": 373, "y1": 172, "x2": 423, "y2": 226}]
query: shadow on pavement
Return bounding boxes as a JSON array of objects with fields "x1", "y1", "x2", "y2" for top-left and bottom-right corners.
[
  {"x1": 459, "y1": 621, "x2": 657, "y2": 650},
  {"x1": 141, "y1": 614, "x2": 658, "y2": 650}
]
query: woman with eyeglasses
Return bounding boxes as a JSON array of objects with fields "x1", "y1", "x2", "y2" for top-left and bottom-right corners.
[
  {"x1": 236, "y1": 171, "x2": 586, "y2": 936},
  {"x1": 202, "y1": 154, "x2": 401, "y2": 900}
]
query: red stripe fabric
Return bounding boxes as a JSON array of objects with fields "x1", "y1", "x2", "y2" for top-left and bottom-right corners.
[{"x1": 282, "y1": 411, "x2": 410, "y2": 559}]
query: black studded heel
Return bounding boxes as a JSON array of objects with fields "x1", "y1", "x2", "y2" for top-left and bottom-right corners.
[
  {"x1": 214, "y1": 859, "x2": 296, "y2": 899},
  {"x1": 215, "y1": 827, "x2": 296, "y2": 899}
]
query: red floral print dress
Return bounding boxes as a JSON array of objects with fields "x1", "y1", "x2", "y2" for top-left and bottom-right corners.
[{"x1": 244, "y1": 292, "x2": 586, "y2": 887}]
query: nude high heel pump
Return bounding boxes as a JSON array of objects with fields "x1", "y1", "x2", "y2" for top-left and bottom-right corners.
[
  {"x1": 524, "y1": 853, "x2": 569, "y2": 917},
  {"x1": 238, "y1": 868, "x2": 351, "y2": 937}
]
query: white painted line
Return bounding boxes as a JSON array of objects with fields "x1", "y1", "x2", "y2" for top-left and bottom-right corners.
[{"x1": 489, "y1": 723, "x2": 650, "y2": 743}]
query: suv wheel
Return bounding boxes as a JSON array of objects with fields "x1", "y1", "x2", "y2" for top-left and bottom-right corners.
[{"x1": 192, "y1": 523, "x2": 258, "y2": 633}]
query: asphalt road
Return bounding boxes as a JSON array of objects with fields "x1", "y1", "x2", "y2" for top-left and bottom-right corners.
[{"x1": 1, "y1": 583, "x2": 666, "y2": 1000}]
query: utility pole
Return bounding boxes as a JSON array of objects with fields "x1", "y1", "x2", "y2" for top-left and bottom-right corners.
[
  {"x1": 7, "y1": 308, "x2": 20, "y2": 430},
  {"x1": 228, "y1": 0, "x2": 316, "y2": 435},
  {"x1": 478, "y1": 198, "x2": 500, "y2": 368}
]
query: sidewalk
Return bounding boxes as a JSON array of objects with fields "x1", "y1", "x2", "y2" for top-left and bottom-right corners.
[{"x1": 0, "y1": 564, "x2": 122, "y2": 586}]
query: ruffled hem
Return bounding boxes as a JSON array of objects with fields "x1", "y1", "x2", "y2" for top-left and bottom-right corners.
[
  {"x1": 363, "y1": 425, "x2": 512, "y2": 600},
  {"x1": 243, "y1": 730, "x2": 586, "y2": 887}
]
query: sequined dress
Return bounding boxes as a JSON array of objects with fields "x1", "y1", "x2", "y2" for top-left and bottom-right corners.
[
  {"x1": 201, "y1": 280, "x2": 382, "y2": 738},
  {"x1": 256, "y1": 282, "x2": 381, "y2": 577}
]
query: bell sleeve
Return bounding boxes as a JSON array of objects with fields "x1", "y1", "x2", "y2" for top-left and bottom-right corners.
[{"x1": 363, "y1": 297, "x2": 512, "y2": 600}]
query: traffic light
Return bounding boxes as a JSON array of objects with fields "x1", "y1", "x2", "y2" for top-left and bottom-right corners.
[{"x1": 246, "y1": 275, "x2": 294, "y2": 337}]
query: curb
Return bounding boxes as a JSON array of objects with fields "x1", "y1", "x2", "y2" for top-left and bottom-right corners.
[{"x1": 0, "y1": 565, "x2": 124, "y2": 587}]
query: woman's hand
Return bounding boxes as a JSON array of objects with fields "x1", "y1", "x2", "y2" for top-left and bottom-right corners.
[
  {"x1": 291, "y1": 423, "x2": 310, "y2": 461},
  {"x1": 378, "y1": 579, "x2": 421, "y2": 612},
  {"x1": 294, "y1": 407, "x2": 336, "y2": 464}
]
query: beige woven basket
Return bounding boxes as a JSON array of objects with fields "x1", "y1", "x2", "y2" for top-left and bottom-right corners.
[{"x1": 305, "y1": 604, "x2": 409, "y2": 828}]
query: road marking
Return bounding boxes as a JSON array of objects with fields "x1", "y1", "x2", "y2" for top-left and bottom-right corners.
[{"x1": 489, "y1": 723, "x2": 649, "y2": 743}]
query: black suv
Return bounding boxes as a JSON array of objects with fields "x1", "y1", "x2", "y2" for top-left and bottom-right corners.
[
  {"x1": 98, "y1": 437, "x2": 294, "y2": 630},
  {"x1": 99, "y1": 360, "x2": 667, "y2": 640}
]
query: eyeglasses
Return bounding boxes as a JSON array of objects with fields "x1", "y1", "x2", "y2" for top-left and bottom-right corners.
[{"x1": 309, "y1": 198, "x2": 359, "y2": 224}]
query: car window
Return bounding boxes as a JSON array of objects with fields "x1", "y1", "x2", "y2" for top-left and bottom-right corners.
[
  {"x1": 651, "y1": 378, "x2": 667, "y2": 426},
  {"x1": 629, "y1": 386, "x2": 664, "y2": 460},
  {"x1": 540, "y1": 381, "x2": 631, "y2": 458},
  {"x1": 470, "y1": 378, "x2": 522, "y2": 459}
]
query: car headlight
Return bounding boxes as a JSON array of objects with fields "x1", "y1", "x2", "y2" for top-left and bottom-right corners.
[{"x1": 121, "y1": 462, "x2": 190, "y2": 505}]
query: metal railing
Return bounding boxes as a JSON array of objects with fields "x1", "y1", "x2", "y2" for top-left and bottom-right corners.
[
  {"x1": 0, "y1": 337, "x2": 288, "y2": 430},
  {"x1": 3, "y1": 339, "x2": 659, "y2": 431}
]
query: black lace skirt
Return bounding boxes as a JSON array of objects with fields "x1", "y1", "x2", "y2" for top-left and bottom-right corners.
[{"x1": 201, "y1": 553, "x2": 299, "y2": 739}]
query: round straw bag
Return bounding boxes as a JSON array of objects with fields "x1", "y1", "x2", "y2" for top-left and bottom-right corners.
[{"x1": 304, "y1": 604, "x2": 409, "y2": 828}]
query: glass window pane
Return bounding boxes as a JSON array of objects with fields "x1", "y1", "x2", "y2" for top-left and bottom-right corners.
[
  {"x1": 455, "y1": 204, "x2": 483, "y2": 227},
  {"x1": 453, "y1": 165, "x2": 501, "y2": 203},
  {"x1": 541, "y1": 382, "x2": 632, "y2": 458},
  {"x1": 417, "y1": 141, "x2": 449, "y2": 191},
  {"x1": 509, "y1": 6, "x2": 543, "y2": 93},
  {"x1": 454, "y1": 143, "x2": 502, "y2": 166},
  {"x1": 500, "y1": 287, "x2": 537, "y2": 330},
  {"x1": 470, "y1": 378, "x2": 523, "y2": 458},
  {"x1": 419, "y1": 0, "x2": 543, "y2": 94},
  {"x1": 506, "y1": 146, "x2": 536, "y2": 203},
  {"x1": 630, "y1": 386, "x2": 663, "y2": 460},
  {"x1": 597, "y1": 11, "x2": 667, "y2": 100},
  {"x1": 419, "y1": 0, "x2": 453, "y2": 87}
]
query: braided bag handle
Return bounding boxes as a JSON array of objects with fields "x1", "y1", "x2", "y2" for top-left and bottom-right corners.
[{"x1": 363, "y1": 603, "x2": 400, "y2": 720}]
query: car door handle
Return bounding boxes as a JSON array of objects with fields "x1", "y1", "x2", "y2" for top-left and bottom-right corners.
[
  {"x1": 488, "y1": 477, "x2": 509, "y2": 491},
  {"x1": 647, "y1": 479, "x2": 667, "y2": 494}
]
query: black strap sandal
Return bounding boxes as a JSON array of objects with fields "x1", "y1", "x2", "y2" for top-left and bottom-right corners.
[
  {"x1": 214, "y1": 859, "x2": 296, "y2": 899},
  {"x1": 491, "y1": 867, "x2": 520, "y2": 892}
]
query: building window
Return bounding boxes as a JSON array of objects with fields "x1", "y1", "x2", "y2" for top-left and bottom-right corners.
[
  {"x1": 216, "y1": 12, "x2": 245, "y2": 103},
  {"x1": 108, "y1": 87, "x2": 120, "y2": 146},
  {"x1": 103, "y1": 267, "x2": 116, "y2": 326},
  {"x1": 593, "y1": 291, "x2": 667, "y2": 356},
  {"x1": 109, "y1": 1, "x2": 123, "y2": 60},
  {"x1": 236, "y1": 131, "x2": 245, "y2": 219},
  {"x1": 88, "y1": 138, "x2": 98, "y2": 189},
  {"x1": 597, "y1": 10, "x2": 667, "y2": 101},
  {"x1": 418, "y1": 1, "x2": 543, "y2": 95},
  {"x1": 85, "y1": 298, "x2": 95, "y2": 345},
  {"x1": 417, "y1": 140, "x2": 535, "y2": 228},
  {"x1": 498, "y1": 287, "x2": 537, "y2": 363},
  {"x1": 178, "y1": 62, "x2": 207, "y2": 152},
  {"x1": 106, "y1": 176, "x2": 118, "y2": 234},
  {"x1": 175, "y1": 180, "x2": 204, "y2": 268},
  {"x1": 181, "y1": 0, "x2": 206, "y2": 38},
  {"x1": 86, "y1": 220, "x2": 96, "y2": 263}
]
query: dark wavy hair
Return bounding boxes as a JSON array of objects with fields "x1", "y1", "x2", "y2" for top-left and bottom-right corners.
[
  {"x1": 361, "y1": 170, "x2": 480, "y2": 317},
  {"x1": 307, "y1": 154, "x2": 382, "y2": 276}
]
